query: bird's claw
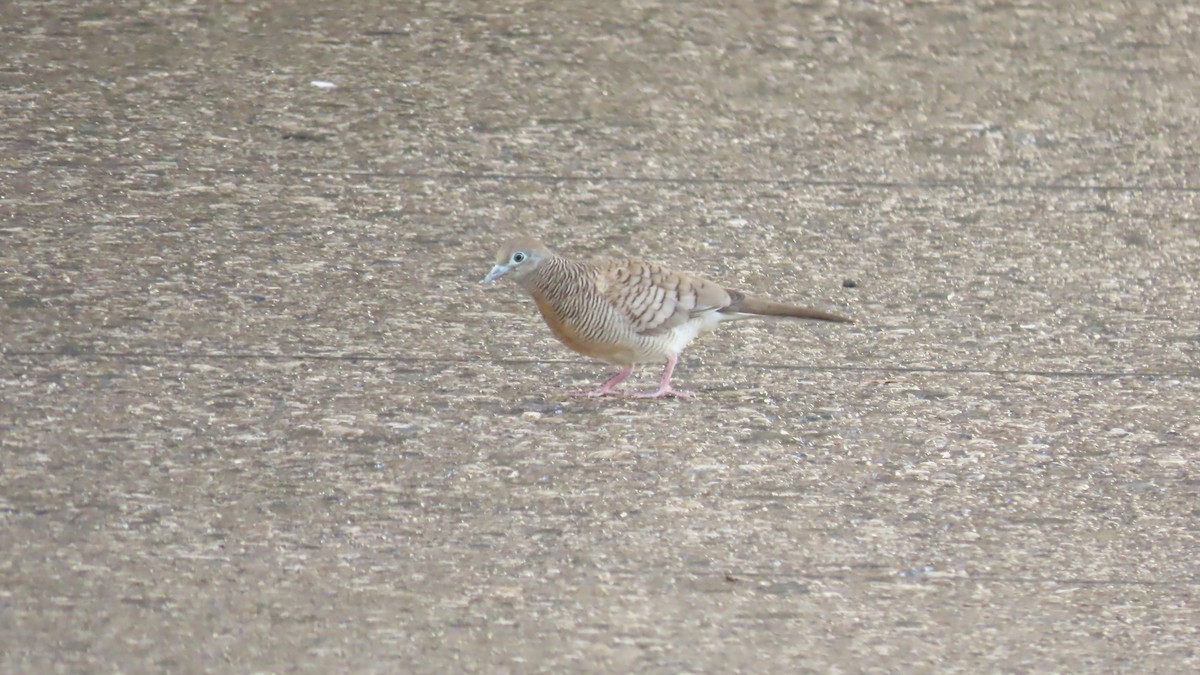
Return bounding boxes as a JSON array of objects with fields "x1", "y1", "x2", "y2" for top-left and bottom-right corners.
[
  {"x1": 630, "y1": 387, "x2": 693, "y2": 399},
  {"x1": 568, "y1": 388, "x2": 628, "y2": 398}
]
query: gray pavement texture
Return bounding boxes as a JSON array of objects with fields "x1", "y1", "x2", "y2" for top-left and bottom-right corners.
[{"x1": 2, "y1": 0, "x2": 1199, "y2": 672}]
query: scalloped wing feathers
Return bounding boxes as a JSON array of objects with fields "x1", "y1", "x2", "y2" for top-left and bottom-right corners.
[{"x1": 597, "y1": 259, "x2": 734, "y2": 336}]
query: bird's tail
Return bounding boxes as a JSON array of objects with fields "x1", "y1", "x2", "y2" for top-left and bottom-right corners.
[{"x1": 722, "y1": 290, "x2": 853, "y2": 323}]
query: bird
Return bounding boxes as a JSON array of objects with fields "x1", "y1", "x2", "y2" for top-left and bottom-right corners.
[{"x1": 483, "y1": 235, "x2": 852, "y2": 398}]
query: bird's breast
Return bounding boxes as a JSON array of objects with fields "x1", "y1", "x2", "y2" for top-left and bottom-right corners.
[{"x1": 530, "y1": 289, "x2": 640, "y2": 365}]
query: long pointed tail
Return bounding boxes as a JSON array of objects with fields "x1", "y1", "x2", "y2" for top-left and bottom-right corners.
[{"x1": 722, "y1": 290, "x2": 853, "y2": 323}]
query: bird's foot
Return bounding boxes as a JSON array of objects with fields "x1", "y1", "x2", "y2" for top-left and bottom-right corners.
[
  {"x1": 568, "y1": 366, "x2": 635, "y2": 398},
  {"x1": 630, "y1": 386, "x2": 693, "y2": 399},
  {"x1": 568, "y1": 387, "x2": 628, "y2": 398}
]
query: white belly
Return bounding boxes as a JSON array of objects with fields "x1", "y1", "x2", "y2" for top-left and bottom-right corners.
[{"x1": 633, "y1": 311, "x2": 727, "y2": 363}]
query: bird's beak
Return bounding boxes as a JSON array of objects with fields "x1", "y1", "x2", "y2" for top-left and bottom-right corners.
[{"x1": 483, "y1": 264, "x2": 510, "y2": 283}]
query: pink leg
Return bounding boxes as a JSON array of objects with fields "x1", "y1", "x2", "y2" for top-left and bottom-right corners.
[
  {"x1": 632, "y1": 354, "x2": 693, "y2": 399},
  {"x1": 569, "y1": 365, "x2": 634, "y2": 397}
]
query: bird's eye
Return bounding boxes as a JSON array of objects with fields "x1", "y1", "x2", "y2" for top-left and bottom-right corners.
[{"x1": 512, "y1": 251, "x2": 527, "y2": 263}]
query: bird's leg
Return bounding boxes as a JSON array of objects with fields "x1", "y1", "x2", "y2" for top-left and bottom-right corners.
[
  {"x1": 569, "y1": 365, "x2": 635, "y2": 397},
  {"x1": 632, "y1": 354, "x2": 693, "y2": 399}
]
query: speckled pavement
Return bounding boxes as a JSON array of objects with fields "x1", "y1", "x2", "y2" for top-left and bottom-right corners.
[{"x1": 2, "y1": 0, "x2": 1198, "y2": 672}]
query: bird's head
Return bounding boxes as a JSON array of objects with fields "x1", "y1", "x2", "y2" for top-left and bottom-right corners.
[{"x1": 483, "y1": 236, "x2": 552, "y2": 283}]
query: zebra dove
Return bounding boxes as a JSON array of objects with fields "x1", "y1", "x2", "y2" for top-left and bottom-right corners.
[{"x1": 484, "y1": 236, "x2": 852, "y2": 398}]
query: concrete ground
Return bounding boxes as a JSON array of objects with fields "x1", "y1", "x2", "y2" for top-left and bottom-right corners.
[{"x1": 2, "y1": 0, "x2": 1198, "y2": 672}]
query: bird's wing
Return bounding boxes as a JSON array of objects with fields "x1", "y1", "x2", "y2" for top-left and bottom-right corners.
[{"x1": 596, "y1": 259, "x2": 733, "y2": 336}]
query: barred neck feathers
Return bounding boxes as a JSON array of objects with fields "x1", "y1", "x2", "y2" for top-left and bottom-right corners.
[
  {"x1": 522, "y1": 255, "x2": 640, "y2": 360},
  {"x1": 524, "y1": 255, "x2": 588, "y2": 301}
]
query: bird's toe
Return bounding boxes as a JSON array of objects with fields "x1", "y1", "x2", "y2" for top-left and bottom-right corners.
[{"x1": 632, "y1": 387, "x2": 693, "y2": 399}]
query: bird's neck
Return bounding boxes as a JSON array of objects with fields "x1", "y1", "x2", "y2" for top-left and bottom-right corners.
[{"x1": 523, "y1": 256, "x2": 583, "y2": 300}]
